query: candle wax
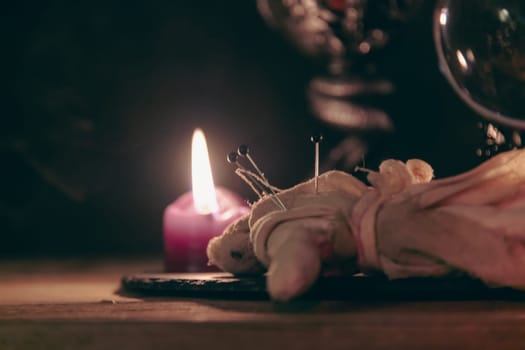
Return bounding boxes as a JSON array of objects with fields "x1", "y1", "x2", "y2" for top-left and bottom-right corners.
[{"x1": 163, "y1": 187, "x2": 249, "y2": 272}]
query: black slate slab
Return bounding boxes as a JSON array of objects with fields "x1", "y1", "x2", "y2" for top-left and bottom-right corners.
[{"x1": 121, "y1": 272, "x2": 525, "y2": 300}]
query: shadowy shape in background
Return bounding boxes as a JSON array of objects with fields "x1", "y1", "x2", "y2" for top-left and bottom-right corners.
[{"x1": 1, "y1": 1, "x2": 484, "y2": 257}]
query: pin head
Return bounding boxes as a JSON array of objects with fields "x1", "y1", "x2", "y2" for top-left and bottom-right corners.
[
  {"x1": 238, "y1": 144, "x2": 249, "y2": 156},
  {"x1": 310, "y1": 133, "x2": 323, "y2": 143},
  {"x1": 227, "y1": 152, "x2": 239, "y2": 164}
]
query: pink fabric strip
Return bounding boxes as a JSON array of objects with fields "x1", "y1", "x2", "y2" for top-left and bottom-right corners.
[{"x1": 350, "y1": 190, "x2": 384, "y2": 271}]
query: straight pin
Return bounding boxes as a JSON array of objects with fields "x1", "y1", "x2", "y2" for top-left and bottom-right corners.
[
  {"x1": 227, "y1": 151, "x2": 284, "y2": 210},
  {"x1": 228, "y1": 151, "x2": 266, "y2": 197},
  {"x1": 237, "y1": 144, "x2": 286, "y2": 210},
  {"x1": 310, "y1": 133, "x2": 323, "y2": 194}
]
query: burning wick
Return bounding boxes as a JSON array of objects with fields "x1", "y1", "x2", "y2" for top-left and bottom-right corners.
[{"x1": 310, "y1": 133, "x2": 323, "y2": 194}]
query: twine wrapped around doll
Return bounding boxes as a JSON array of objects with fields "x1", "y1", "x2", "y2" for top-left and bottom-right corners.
[
  {"x1": 349, "y1": 159, "x2": 435, "y2": 272},
  {"x1": 207, "y1": 149, "x2": 525, "y2": 301}
]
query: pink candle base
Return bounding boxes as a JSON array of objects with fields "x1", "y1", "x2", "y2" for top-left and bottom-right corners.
[{"x1": 163, "y1": 187, "x2": 249, "y2": 272}]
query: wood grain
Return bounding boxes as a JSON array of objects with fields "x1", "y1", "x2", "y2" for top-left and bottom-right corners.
[{"x1": 2, "y1": 259, "x2": 525, "y2": 349}]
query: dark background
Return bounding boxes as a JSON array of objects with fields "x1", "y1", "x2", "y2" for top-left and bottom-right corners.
[{"x1": 2, "y1": 1, "x2": 487, "y2": 257}]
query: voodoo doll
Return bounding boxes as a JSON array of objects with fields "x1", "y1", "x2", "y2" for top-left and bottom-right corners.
[{"x1": 207, "y1": 148, "x2": 525, "y2": 301}]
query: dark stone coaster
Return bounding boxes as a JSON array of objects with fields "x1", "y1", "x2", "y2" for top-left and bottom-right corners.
[
  {"x1": 121, "y1": 273, "x2": 267, "y2": 300},
  {"x1": 121, "y1": 272, "x2": 525, "y2": 301}
]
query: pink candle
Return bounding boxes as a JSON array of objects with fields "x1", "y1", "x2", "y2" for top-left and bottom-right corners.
[{"x1": 163, "y1": 129, "x2": 249, "y2": 272}]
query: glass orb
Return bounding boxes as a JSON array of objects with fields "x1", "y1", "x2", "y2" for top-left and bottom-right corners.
[{"x1": 434, "y1": 0, "x2": 525, "y2": 129}]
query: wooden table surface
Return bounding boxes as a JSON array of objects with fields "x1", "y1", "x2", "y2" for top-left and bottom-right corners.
[{"x1": 2, "y1": 259, "x2": 525, "y2": 350}]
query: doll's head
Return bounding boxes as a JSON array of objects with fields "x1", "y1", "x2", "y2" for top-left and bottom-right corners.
[{"x1": 207, "y1": 214, "x2": 265, "y2": 275}]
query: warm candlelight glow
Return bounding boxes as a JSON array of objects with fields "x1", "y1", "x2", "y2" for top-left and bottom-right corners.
[{"x1": 191, "y1": 128, "x2": 219, "y2": 214}]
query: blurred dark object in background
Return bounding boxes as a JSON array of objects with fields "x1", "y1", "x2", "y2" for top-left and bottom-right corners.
[
  {"x1": 257, "y1": 0, "x2": 424, "y2": 171},
  {"x1": 435, "y1": 0, "x2": 525, "y2": 130},
  {"x1": 1, "y1": 1, "x2": 490, "y2": 257}
]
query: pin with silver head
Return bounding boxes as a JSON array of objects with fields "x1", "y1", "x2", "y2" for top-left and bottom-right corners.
[
  {"x1": 310, "y1": 133, "x2": 323, "y2": 194},
  {"x1": 237, "y1": 144, "x2": 286, "y2": 211}
]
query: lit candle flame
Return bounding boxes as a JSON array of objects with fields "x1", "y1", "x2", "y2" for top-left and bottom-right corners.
[{"x1": 191, "y1": 128, "x2": 219, "y2": 214}]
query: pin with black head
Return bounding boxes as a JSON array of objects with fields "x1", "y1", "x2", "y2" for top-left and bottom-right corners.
[
  {"x1": 227, "y1": 151, "x2": 248, "y2": 176},
  {"x1": 310, "y1": 133, "x2": 323, "y2": 144},
  {"x1": 227, "y1": 151, "x2": 239, "y2": 166},
  {"x1": 227, "y1": 150, "x2": 263, "y2": 195},
  {"x1": 237, "y1": 144, "x2": 286, "y2": 211},
  {"x1": 310, "y1": 133, "x2": 323, "y2": 194},
  {"x1": 237, "y1": 144, "x2": 263, "y2": 177},
  {"x1": 237, "y1": 144, "x2": 269, "y2": 185},
  {"x1": 227, "y1": 149, "x2": 283, "y2": 209},
  {"x1": 237, "y1": 144, "x2": 249, "y2": 157}
]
